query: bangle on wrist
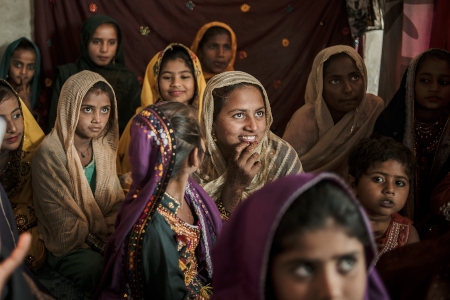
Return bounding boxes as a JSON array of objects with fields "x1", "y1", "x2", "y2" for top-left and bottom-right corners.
[{"x1": 216, "y1": 198, "x2": 231, "y2": 220}]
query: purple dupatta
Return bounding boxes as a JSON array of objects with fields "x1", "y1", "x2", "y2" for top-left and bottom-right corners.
[
  {"x1": 211, "y1": 172, "x2": 389, "y2": 300},
  {"x1": 98, "y1": 103, "x2": 222, "y2": 299}
]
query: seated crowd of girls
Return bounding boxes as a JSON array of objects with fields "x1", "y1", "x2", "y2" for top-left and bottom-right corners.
[{"x1": 0, "y1": 13, "x2": 450, "y2": 300}]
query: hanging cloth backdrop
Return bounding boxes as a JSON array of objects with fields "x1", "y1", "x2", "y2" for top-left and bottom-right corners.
[{"x1": 34, "y1": 0, "x2": 352, "y2": 136}]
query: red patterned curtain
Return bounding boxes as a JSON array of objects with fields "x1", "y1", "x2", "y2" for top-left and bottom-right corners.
[{"x1": 34, "y1": 0, "x2": 352, "y2": 135}]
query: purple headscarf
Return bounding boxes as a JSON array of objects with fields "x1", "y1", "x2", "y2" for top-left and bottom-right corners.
[
  {"x1": 98, "y1": 102, "x2": 222, "y2": 299},
  {"x1": 211, "y1": 172, "x2": 389, "y2": 300}
]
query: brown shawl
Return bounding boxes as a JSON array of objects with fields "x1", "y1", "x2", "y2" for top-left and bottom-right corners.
[
  {"x1": 32, "y1": 71, "x2": 124, "y2": 257},
  {"x1": 283, "y1": 45, "x2": 385, "y2": 176}
]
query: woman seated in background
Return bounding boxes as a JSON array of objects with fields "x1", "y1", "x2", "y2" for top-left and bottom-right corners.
[
  {"x1": 191, "y1": 22, "x2": 237, "y2": 82},
  {"x1": 0, "y1": 37, "x2": 50, "y2": 128},
  {"x1": 0, "y1": 80, "x2": 45, "y2": 272},
  {"x1": 117, "y1": 43, "x2": 205, "y2": 175},
  {"x1": 283, "y1": 45, "x2": 385, "y2": 177},
  {"x1": 48, "y1": 14, "x2": 140, "y2": 135},
  {"x1": 196, "y1": 71, "x2": 302, "y2": 219},
  {"x1": 99, "y1": 102, "x2": 221, "y2": 299},
  {"x1": 32, "y1": 71, "x2": 124, "y2": 296},
  {"x1": 211, "y1": 173, "x2": 389, "y2": 299}
]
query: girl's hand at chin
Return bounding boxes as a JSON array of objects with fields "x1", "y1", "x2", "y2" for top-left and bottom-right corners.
[{"x1": 226, "y1": 141, "x2": 261, "y2": 190}]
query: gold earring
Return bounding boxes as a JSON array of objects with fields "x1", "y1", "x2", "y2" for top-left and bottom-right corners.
[{"x1": 212, "y1": 132, "x2": 217, "y2": 142}]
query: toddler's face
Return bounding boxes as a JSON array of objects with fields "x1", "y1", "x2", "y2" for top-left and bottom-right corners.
[
  {"x1": 352, "y1": 159, "x2": 410, "y2": 218},
  {"x1": 270, "y1": 220, "x2": 366, "y2": 300},
  {"x1": 414, "y1": 57, "x2": 450, "y2": 112}
]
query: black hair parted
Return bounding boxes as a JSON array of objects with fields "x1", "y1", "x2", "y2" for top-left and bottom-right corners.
[{"x1": 348, "y1": 135, "x2": 415, "y2": 186}]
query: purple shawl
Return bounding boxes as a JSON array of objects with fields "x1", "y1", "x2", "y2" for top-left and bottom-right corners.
[
  {"x1": 98, "y1": 103, "x2": 222, "y2": 299},
  {"x1": 211, "y1": 172, "x2": 389, "y2": 300}
]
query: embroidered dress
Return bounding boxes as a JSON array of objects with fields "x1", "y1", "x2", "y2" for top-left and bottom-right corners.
[
  {"x1": 99, "y1": 103, "x2": 222, "y2": 300},
  {"x1": 375, "y1": 212, "x2": 412, "y2": 263},
  {"x1": 157, "y1": 194, "x2": 206, "y2": 299}
]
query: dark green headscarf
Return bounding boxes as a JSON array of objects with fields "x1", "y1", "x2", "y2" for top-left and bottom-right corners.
[
  {"x1": 78, "y1": 14, "x2": 127, "y2": 72},
  {"x1": 0, "y1": 37, "x2": 42, "y2": 109}
]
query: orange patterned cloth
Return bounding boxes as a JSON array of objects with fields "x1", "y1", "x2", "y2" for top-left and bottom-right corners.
[{"x1": 375, "y1": 212, "x2": 412, "y2": 263}]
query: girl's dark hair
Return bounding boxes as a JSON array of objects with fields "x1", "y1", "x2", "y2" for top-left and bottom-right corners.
[
  {"x1": 348, "y1": 135, "x2": 415, "y2": 186},
  {"x1": 323, "y1": 52, "x2": 354, "y2": 75},
  {"x1": 159, "y1": 102, "x2": 204, "y2": 179},
  {"x1": 160, "y1": 46, "x2": 197, "y2": 105},
  {"x1": 212, "y1": 82, "x2": 264, "y2": 121},
  {"x1": 270, "y1": 181, "x2": 369, "y2": 256},
  {"x1": 14, "y1": 38, "x2": 36, "y2": 54},
  {"x1": 0, "y1": 82, "x2": 16, "y2": 104},
  {"x1": 266, "y1": 180, "x2": 368, "y2": 299},
  {"x1": 85, "y1": 81, "x2": 115, "y2": 137},
  {"x1": 198, "y1": 26, "x2": 231, "y2": 49},
  {"x1": 416, "y1": 49, "x2": 450, "y2": 73}
]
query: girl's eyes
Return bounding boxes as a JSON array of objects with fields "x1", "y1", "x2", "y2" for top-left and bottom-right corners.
[
  {"x1": 330, "y1": 79, "x2": 340, "y2": 84},
  {"x1": 13, "y1": 112, "x2": 22, "y2": 119},
  {"x1": 161, "y1": 76, "x2": 172, "y2": 80},
  {"x1": 101, "y1": 107, "x2": 110, "y2": 113},
  {"x1": 83, "y1": 107, "x2": 92, "y2": 113},
  {"x1": 256, "y1": 111, "x2": 265, "y2": 117},
  {"x1": 108, "y1": 41, "x2": 117, "y2": 46},
  {"x1": 371, "y1": 176, "x2": 384, "y2": 183},
  {"x1": 293, "y1": 262, "x2": 314, "y2": 279},
  {"x1": 351, "y1": 74, "x2": 360, "y2": 81},
  {"x1": 233, "y1": 112, "x2": 244, "y2": 119},
  {"x1": 224, "y1": 45, "x2": 232, "y2": 50},
  {"x1": 27, "y1": 64, "x2": 36, "y2": 70},
  {"x1": 181, "y1": 75, "x2": 192, "y2": 80},
  {"x1": 13, "y1": 62, "x2": 22, "y2": 68},
  {"x1": 395, "y1": 180, "x2": 407, "y2": 187},
  {"x1": 337, "y1": 255, "x2": 357, "y2": 273}
]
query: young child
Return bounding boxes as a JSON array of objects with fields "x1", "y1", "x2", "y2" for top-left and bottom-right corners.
[
  {"x1": 283, "y1": 45, "x2": 385, "y2": 176},
  {"x1": 190, "y1": 22, "x2": 237, "y2": 82},
  {"x1": 211, "y1": 173, "x2": 389, "y2": 299},
  {"x1": 32, "y1": 70, "x2": 124, "y2": 295},
  {"x1": 117, "y1": 43, "x2": 206, "y2": 175},
  {"x1": 373, "y1": 49, "x2": 450, "y2": 238},
  {"x1": 348, "y1": 136, "x2": 419, "y2": 262}
]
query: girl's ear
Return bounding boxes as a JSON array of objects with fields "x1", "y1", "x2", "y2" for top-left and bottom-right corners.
[
  {"x1": 347, "y1": 175, "x2": 357, "y2": 192},
  {"x1": 188, "y1": 147, "x2": 200, "y2": 169}
]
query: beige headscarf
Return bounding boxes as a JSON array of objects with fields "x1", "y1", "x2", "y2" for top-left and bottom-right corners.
[
  {"x1": 32, "y1": 70, "x2": 124, "y2": 257},
  {"x1": 190, "y1": 22, "x2": 237, "y2": 82},
  {"x1": 283, "y1": 45, "x2": 385, "y2": 176},
  {"x1": 197, "y1": 71, "x2": 303, "y2": 200}
]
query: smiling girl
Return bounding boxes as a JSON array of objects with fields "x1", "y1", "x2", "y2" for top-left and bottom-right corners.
[
  {"x1": 196, "y1": 71, "x2": 302, "y2": 218},
  {"x1": 117, "y1": 44, "x2": 206, "y2": 174},
  {"x1": 283, "y1": 45, "x2": 385, "y2": 176},
  {"x1": 0, "y1": 80, "x2": 45, "y2": 272},
  {"x1": 32, "y1": 71, "x2": 124, "y2": 295}
]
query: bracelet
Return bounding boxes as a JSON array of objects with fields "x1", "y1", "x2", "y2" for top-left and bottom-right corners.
[
  {"x1": 86, "y1": 232, "x2": 106, "y2": 254},
  {"x1": 216, "y1": 199, "x2": 231, "y2": 221}
]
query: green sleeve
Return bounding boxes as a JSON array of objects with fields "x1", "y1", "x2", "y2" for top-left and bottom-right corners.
[{"x1": 141, "y1": 213, "x2": 188, "y2": 300}]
